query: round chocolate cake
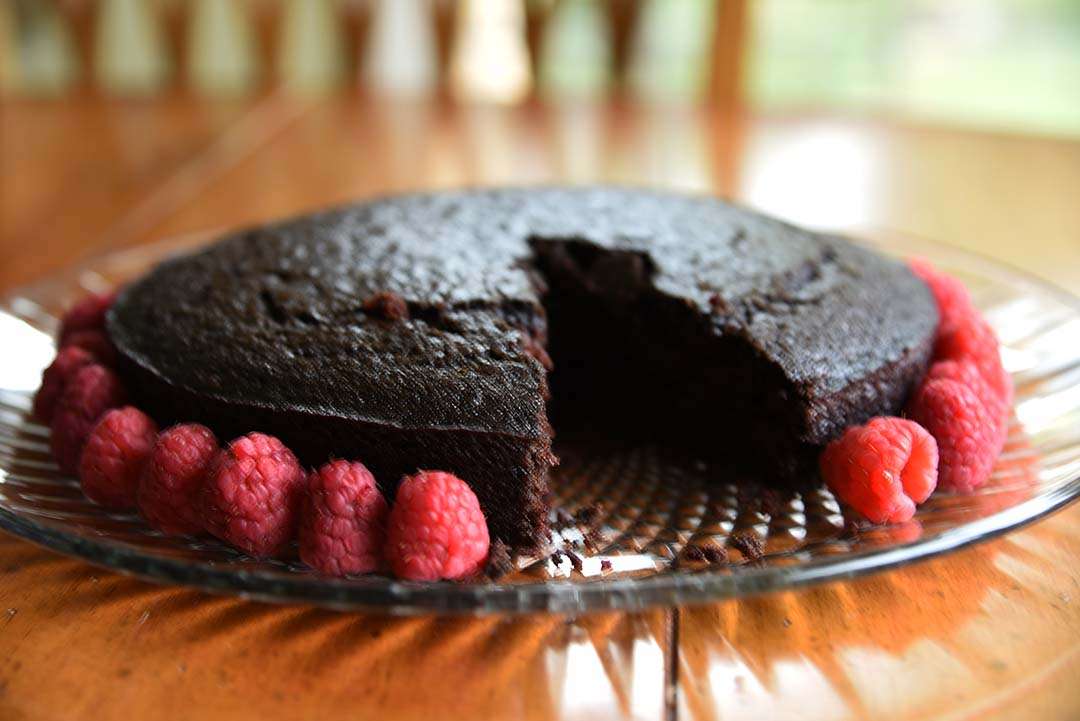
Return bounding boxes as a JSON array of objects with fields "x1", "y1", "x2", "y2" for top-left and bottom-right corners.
[{"x1": 107, "y1": 187, "x2": 938, "y2": 548}]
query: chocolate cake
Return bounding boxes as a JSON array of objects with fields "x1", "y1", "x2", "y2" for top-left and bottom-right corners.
[{"x1": 106, "y1": 188, "x2": 938, "y2": 548}]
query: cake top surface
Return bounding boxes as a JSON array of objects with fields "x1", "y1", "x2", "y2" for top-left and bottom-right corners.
[{"x1": 108, "y1": 187, "x2": 936, "y2": 437}]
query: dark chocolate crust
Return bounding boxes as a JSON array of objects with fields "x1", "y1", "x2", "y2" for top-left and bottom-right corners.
[{"x1": 108, "y1": 187, "x2": 937, "y2": 547}]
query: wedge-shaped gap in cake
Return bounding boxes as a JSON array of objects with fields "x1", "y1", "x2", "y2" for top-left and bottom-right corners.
[{"x1": 527, "y1": 236, "x2": 809, "y2": 479}]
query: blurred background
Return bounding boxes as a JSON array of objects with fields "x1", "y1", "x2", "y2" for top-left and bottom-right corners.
[{"x1": 2, "y1": 0, "x2": 1079, "y2": 290}]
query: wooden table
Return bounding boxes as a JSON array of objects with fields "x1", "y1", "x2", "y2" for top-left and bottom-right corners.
[{"x1": 2, "y1": 93, "x2": 1079, "y2": 721}]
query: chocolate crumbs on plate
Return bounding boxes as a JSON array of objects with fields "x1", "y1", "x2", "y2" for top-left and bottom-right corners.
[
  {"x1": 683, "y1": 546, "x2": 706, "y2": 562},
  {"x1": 731, "y1": 532, "x2": 765, "y2": 562},
  {"x1": 701, "y1": 544, "x2": 728, "y2": 564},
  {"x1": 843, "y1": 517, "x2": 874, "y2": 538},
  {"x1": 574, "y1": 504, "x2": 602, "y2": 524}
]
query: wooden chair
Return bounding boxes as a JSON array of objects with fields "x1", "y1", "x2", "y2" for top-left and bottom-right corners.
[{"x1": 2, "y1": 0, "x2": 748, "y2": 107}]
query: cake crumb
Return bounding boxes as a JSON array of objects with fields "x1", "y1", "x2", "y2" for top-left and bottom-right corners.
[
  {"x1": 600, "y1": 559, "x2": 612, "y2": 572},
  {"x1": 363, "y1": 291, "x2": 410, "y2": 321},
  {"x1": 683, "y1": 546, "x2": 706, "y2": 562},
  {"x1": 584, "y1": 527, "x2": 606, "y2": 549},
  {"x1": 566, "y1": 551, "x2": 584, "y2": 573},
  {"x1": 843, "y1": 517, "x2": 873, "y2": 538},
  {"x1": 574, "y1": 504, "x2": 602, "y2": 524},
  {"x1": 702, "y1": 544, "x2": 728, "y2": 564},
  {"x1": 731, "y1": 532, "x2": 765, "y2": 563},
  {"x1": 484, "y1": 539, "x2": 514, "y2": 580}
]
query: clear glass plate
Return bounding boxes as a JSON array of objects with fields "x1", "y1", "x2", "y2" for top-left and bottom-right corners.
[{"x1": 1, "y1": 230, "x2": 1077, "y2": 615}]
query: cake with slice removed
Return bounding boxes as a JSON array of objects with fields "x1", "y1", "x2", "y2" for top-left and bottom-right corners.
[{"x1": 106, "y1": 187, "x2": 938, "y2": 549}]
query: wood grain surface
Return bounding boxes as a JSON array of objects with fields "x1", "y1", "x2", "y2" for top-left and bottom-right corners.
[{"x1": 1, "y1": 95, "x2": 1078, "y2": 721}]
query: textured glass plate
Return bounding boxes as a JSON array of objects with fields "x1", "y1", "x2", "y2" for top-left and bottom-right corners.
[{"x1": 1, "y1": 230, "x2": 1078, "y2": 615}]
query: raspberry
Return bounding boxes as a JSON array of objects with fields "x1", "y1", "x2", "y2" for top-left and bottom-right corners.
[
  {"x1": 299, "y1": 460, "x2": 388, "y2": 576},
  {"x1": 78, "y1": 407, "x2": 158, "y2": 509},
  {"x1": 50, "y1": 364, "x2": 127, "y2": 473},
  {"x1": 200, "y1": 433, "x2": 306, "y2": 558},
  {"x1": 60, "y1": 329, "x2": 118, "y2": 367},
  {"x1": 935, "y1": 312, "x2": 1013, "y2": 407},
  {"x1": 60, "y1": 330, "x2": 118, "y2": 369},
  {"x1": 924, "y1": 359, "x2": 995, "y2": 406},
  {"x1": 820, "y1": 417, "x2": 938, "y2": 524},
  {"x1": 385, "y1": 471, "x2": 490, "y2": 581},
  {"x1": 907, "y1": 378, "x2": 1004, "y2": 493},
  {"x1": 908, "y1": 258, "x2": 974, "y2": 333},
  {"x1": 33, "y1": 346, "x2": 97, "y2": 422},
  {"x1": 137, "y1": 423, "x2": 219, "y2": 535},
  {"x1": 59, "y1": 292, "x2": 115, "y2": 344},
  {"x1": 923, "y1": 360, "x2": 1008, "y2": 439}
]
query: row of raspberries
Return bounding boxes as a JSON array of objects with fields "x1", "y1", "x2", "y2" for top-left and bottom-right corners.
[
  {"x1": 35, "y1": 293, "x2": 491, "y2": 581},
  {"x1": 820, "y1": 259, "x2": 1013, "y2": 524}
]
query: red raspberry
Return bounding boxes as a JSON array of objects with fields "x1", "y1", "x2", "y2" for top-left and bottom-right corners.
[
  {"x1": 61, "y1": 329, "x2": 118, "y2": 367},
  {"x1": 78, "y1": 407, "x2": 158, "y2": 509},
  {"x1": 385, "y1": 471, "x2": 490, "y2": 581},
  {"x1": 935, "y1": 312, "x2": 1013, "y2": 407},
  {"x1": 299, "y1": 460, "x2": 388, "y2": 576},
  {"x1": 908, "y1": 258, "x2": 974, "y2": 334},
  {"x1": 50, "y1": 364, "x2": 127, "y2": 473},
  {"x1": 59, "y1": 292, "x2": 115, "y2": 344},
  {"x1": 907, "y1": 378, "x2": 1005, "y2": 493},
  {"x1": 923, "y1": 360, "x2": 1008, "y2": 438},
  {"x1": 137, "y1": 423, "x2": 219, "y2": 535},
  {"x1": 33, "y1": 346, "x2": 97, "y2": 422},
  {"x1": 820, "y1": 417, "x2": 938, "y2": 524},
  {"x1": 200, "y1": 433, "x2": 306, "y2": 558}
]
